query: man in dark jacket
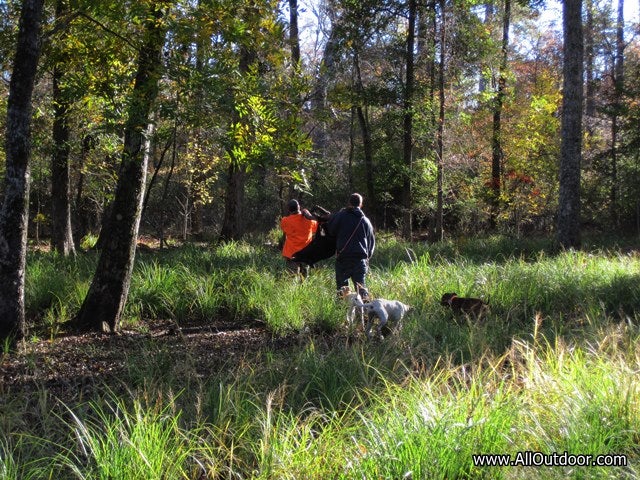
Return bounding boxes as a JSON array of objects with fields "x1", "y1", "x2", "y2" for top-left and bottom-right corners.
[{"x1": 327, "y1": 193, "x2": 375, "y2": 299}]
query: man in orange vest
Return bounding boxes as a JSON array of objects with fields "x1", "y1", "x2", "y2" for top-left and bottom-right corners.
[{"x1": 280, "y1": 199, "x2": 318, "y2": 279}]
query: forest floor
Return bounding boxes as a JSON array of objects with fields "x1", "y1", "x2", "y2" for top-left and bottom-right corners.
[{"x1": 0, "y1": 319, "x2": 301, "y2": 403}]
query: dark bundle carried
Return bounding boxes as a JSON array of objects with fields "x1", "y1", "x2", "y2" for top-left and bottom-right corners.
[{"x1": 292, "y1": 205, "x2": 336, "y2": 266}]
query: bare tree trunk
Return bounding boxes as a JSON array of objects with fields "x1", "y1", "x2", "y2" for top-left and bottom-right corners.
[
  {"x1": 584, "y1": 0, "x2": 596, "y2": 123},
  {"x1": 353, "y1": 49, "x2": 376, "y2": 215},
  {"x1": 0, "y1": 0, "x2": 45, "y2": 343},
  {"x1": 479, "y1": 3, "x2": 494, "y2": 94},
  {"x1": 220, "y1": 43, "x2": 254, "y2": 241},
  {"x1": 142, "y1": 136, "x2": 172, "y2": 216},
  {"x1": 220, "y1": 162, "x2": 246, "y2": 241},
  {"x1": 159, "y1": 118, "x2": 178, "y2": 249},
  {"x1": 490, "y1": 0, "x2": 511, "y2": 229},
  {"x1": 610, "y1": 0, "x2": 624, "y2": 227},
  {"x1": 51, "y1": 5, "x2": 76, "y2": 257},
  {"x1": 311, "y1": 10, "x2": 340, "y2": 163},
  {"x1": 289, "y1": 0, "x2": 301, "y2": 72},
  {"x1": 557, "y1": 0, "x2": 584, "y2": 249},
  {"x1": 402, "y1": 0, "x2": 417, "y2": 240},
  {"x1": 51, "y1": 0, "x2": 75, "y2": 256},
  {"x1": 356, "y1": 106, "x2": 375, "y2": 202},
  {"x1": 73, "y1": 135, "x2": 95, "y2": 249},
  {"x1": 74, "y1": 2, "x2": 167, "y2": 333},
  {"x1": 435, "y1": 0, "x2": 446, "y2": 242},
  {"x1": 286, "y1": 0, "x2": 304, "y2": 197},
  {"x1": 348, "y1": 106, "x2": 356, "y2": 192},
  {"x1": 420, "y1": 0, "x2": 438, "y2": 240}
]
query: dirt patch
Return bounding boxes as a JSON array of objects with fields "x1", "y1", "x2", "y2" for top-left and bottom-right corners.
[{"x1": 0, "y1": 320, "x2": 299, "y2": 402}]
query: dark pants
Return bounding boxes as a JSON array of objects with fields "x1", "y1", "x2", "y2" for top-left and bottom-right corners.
[
  {"x1": 335, "y1": 256, "x2": 369, "y2": 298},
  {"x1": 285, "y1": 258, "x2": 309, "y2": 279}
]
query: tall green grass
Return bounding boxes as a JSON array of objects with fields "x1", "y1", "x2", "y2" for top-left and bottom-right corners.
[
  {"x1": 10, "y1": 235, "x2": 639, "y2": 479},
  {"x1": 6, "y1": 324, "x2": 638, "y2": 479},
  {"x1": 55, "y1": 397, "x2": 199, "y2": 479},
  {"x1": 25, "y1": 235, "x2": 640, "y2": 340}
]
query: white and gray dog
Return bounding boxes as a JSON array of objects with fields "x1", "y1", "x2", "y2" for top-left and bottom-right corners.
[{"x1": 356, "y1": 297, "x2": 411, "y2": 339}]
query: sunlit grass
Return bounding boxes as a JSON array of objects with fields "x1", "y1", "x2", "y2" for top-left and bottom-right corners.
[
  {"x1": 11, "y1": 235, "x2": 640, "y2": 478},
  {"x1": 54, "y1": 397, "x2": 199, "y2": 479},
  {"x1": 24, "y1": 235, "x2": 640, "y2": 340},
  {"x1": 4, "y1": 322, "x2": 640, "y2": 479}
]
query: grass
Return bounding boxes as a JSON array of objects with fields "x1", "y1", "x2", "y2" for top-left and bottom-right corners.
[
  {"x1": 57, "y1": 397, "x2": 197, "y2": 479},
  {"x1": 3, "y1": 234, "x2": 639, "y2": 479}
]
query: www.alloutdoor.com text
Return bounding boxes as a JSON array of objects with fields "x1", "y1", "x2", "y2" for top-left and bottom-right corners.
[{"x1": 472, "y1": 451, "x2": 628, "y2": 468}]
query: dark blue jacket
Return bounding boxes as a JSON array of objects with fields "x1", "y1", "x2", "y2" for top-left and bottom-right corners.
[{"x1": 327, "y1": 207, "x2": 375, "y2": 260}]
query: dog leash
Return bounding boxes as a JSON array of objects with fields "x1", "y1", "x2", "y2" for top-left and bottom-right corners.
[{"x1": 337, "y1": 216, "x2": 364, "y2": 256}]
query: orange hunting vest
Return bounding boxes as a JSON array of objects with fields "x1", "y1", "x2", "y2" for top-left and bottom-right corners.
[{"x1": 280, "y1": 213, "x2": 318, "y2": 259}]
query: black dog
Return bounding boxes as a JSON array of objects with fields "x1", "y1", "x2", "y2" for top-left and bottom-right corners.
[{"x1": 440, "y1": 292, "x2": 489, "y2": 317}]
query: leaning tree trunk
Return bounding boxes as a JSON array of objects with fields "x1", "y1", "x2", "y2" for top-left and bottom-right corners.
[
  {"x1": 0, "y1": 0, "x2": 45, "y2": 343},
  {"x1": 556, "y1": 0, "x2": 584, "y2": 249},
  {"x1": 74, "y1": 2, "x2": 167, "y2": 333},
  {"x1": 51, "y1": 35, "x2": 76, "y2": 256}
]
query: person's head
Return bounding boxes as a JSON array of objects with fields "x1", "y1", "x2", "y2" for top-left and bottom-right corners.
[
  {"x1": 348, "y1": 193, "x2": 363, "y2": 208},
  {"x1": 287, "y1": 199, "x2": 300, "y2": 213}
]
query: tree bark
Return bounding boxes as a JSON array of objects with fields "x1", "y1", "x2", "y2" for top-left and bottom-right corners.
[
  {"x1": 51, "y1": 0, "x2": 76, "y2": 256},
  {"x1": 220, "y1": 43, "x2": 254, "y2": 241},
  {"x1": 159, "y1": 115, "x2": 178, "y2": 249},
  {"x1": 490, "y1": 0, "x2": 511, "y2": 229},
  {"x1": 142, "y1": 136, "x2": 172, "y2": 216},
  {"x1": 73, "y1": 135, "x2": 96, "y2": 249},
  {"x1": 220, "y1": 162, "x2": 246, "y2": 241},
  {"x1": 289, "y1": 0, "x2": 301, "y2": 72},
  {"x1": 435, "y1": 0, "x2": 446, "y2": 242},
  {"x1": 74, "y1": 2, "x2": 167, "y2": 333},
  {"x1": 557, "y1": 0, "x2": 584, "y2": 249},
  {"x1": 51, "y1": 63, "x2": 76, "y2": 256},
  {"x1": 353, "y1": 49, "x2": 376, "y2": 216},
  {"x1": 402, "y1": 0, "x2": 417, "y2": 240},
  {"x1": 610, "y1": 0, "x2": 624, "y2": 226},
  {"x1": 311, "y1": 11, "x2": 340, "y2": 163},
  {"x1": 286, "y1": 0, "x2": 304, "y2": 198},
  {"x1": 584, "y1": 0, "x2": 595, "y2": 122},
  {"x1": 0, "y1": 0, "x2": 45, "y2": 343}
]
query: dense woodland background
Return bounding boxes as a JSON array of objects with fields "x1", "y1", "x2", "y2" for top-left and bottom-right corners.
[
  {"x1": 1, "y1": 0, "x2": 639, "y2": 337},
  {"x1": 2, "y1": 3, "x2": 640, "y2": 477},
  {"x1": 2, "y1": 0, "x2": 639, "y2": 241}
]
